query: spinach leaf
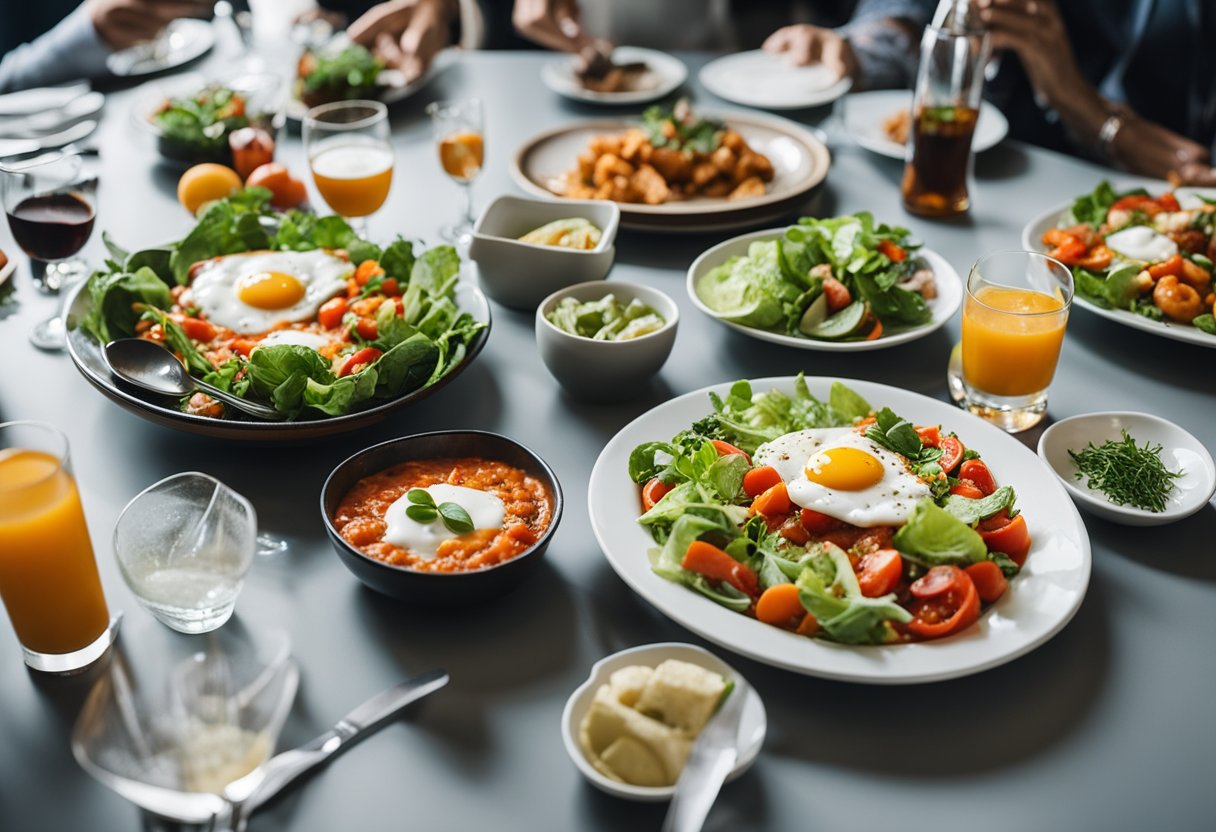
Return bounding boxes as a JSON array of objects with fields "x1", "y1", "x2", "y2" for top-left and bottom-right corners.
[
  {"x1": 82, "y1": 266, "x2": 172, "y2": 342},
  {"x1": 942, "y1": 485, "x2": 1017, "y2": 525}
]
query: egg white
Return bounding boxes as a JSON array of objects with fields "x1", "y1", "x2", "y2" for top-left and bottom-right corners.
[
  {"x1": 186, "y1": 250, "x2": 352, "y2": 334},
  {"x1": 754, "y1": 428, "x2": 930, "y2": 528}
]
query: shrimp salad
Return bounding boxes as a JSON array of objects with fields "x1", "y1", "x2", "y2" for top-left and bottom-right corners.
[
  {"x1": 627, "y1": 377, "x2": 1030, "y2": 646},
  {"x1": 1041, "y1": 181, "x2": 1216, "y2": 335}
]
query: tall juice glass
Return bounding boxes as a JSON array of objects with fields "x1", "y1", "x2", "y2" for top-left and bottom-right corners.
[
  {"x1": 303, "y1": 100, "x2": 393, "y2": 236},
  {"x1": 0, "y1": 422, "x2": 116, "y2": 672},
  {"x1": 959, "y1": 252, "x2": 1073, "y2": 432},
  {"x1": 426, "y1": 98, "x2": 484, "y2": 243}
]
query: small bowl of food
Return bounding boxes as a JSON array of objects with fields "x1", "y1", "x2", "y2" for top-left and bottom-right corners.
[
  {"x1": 535, "y1": 281, "x2": 677, "y2": 401},
  {"x1": 321, "y1": 430, "x2": 563, "y2": 603},
  {"x1": 468, "y1": 195, "x2": 619, "y2": 310},
  {"x1": 1037, "y1": 412, "x2": 1215, "y2": 526},
  {"x1": 561, "y1": 642, "x2": 766, "y2": 802}
]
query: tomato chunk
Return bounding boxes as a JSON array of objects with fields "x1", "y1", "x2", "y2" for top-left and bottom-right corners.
[
  {"x1": 751, "y1": 482, "x2": 792, "y2": 518},
  {"x1": 906, "y1": 566, "x2": 980, "y2": 639},
  {"x1": 755, "y1": 583, "x2": 805, "y2": 627},
  {"x1": 855, "y1": 549, "x2": 902, "y2": 598},
  {"x1": 938, "y1": 436, "x2": 965, "y2": 474},
  {"x1": 978, "y1": 512, "x2": 1031, "y2": 566},
  {"x1": 711, "y1": 439, "x2": 752, "y2": 465},
  {"x1": 964, "y1": 561, "x2": 1009, "y2": 604},
  {"x1": 641, "y1": 477, "x2": 673, "y2": 511},
  {"x1": 958, "y1": 459, "x2": 996, "y2": 495},
  {"x1": 682, "y1": 540, "x2": 760, "y2": 598},
  {"x1": 318, "y1": 297, "x2": 348, "y2": 330},
  {"x1": 742, "y1": 466, "x2": 783, "y2": 497},
  {"x1": 338, "y1": 347, "x2": 383, "y2": 378}
]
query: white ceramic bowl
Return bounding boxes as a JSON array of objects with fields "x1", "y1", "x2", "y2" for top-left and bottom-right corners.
[
  {"x1": 560, "y1": 642, "x2": 767, "y2": 802},
  {"x1": 468, "y1": 195, "x2": 620, "y2": 310},
  {"x1": 1038, "y1": 412, "x2": 1215, "y2": 526},
  {"x1": 535, "y1": 280, "x2": 678, "y2": 401}
]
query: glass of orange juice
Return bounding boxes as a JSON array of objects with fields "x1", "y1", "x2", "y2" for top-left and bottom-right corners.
[
  {"x1": 426, "y1": 98, "x2": 484, "y2": 243},
  {"x1": 303, "y1": 100, "x2": 393, "y2": 236},
  {"x1": 958, "y1": 251, "x2": 1073, "y2": 432},
  {"x1": 0, "y1": 422, "x2": 117, "y2": 672}
]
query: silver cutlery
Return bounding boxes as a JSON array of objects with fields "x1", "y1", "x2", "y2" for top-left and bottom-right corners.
[
  {"x1": 0, "y1": 82, "x2": 90, "y2": 117},
  {"x1": 0, "y1": 119, "x2": 98, "y2": 159},
  {"x1": 0, "y1": 92, "x2": 105, "y2": 139},
  {"x1": 661, "y1": 687, "x2": 746, "y2": 832}
]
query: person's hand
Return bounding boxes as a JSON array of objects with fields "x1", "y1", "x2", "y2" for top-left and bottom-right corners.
[
  {"x1": 976, "y1": 0, "x2": 1082, "y2": 104},
  {"x1": 1173, "y1": 163, "x2": 1216, "y2": 187},
  {"x1": 513, "y1": 0, "x2": 597, "y2": 54},
  {"x1": 762, "y1": 25, "x2": 857, "y2": 82},
  {"x1": 1110, "y1": 112, "x2": 1213, "y2": 183},
  {"x1": 87, "y1": 0, "x2": 212, "y2": 51},
  {"x1": 349, "y1": 0, "x2": 454, "y2": 84}
]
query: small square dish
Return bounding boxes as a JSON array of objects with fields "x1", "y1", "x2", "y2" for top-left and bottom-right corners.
[{"x1": 468, "y1": 195, "x2": 619, "y2": 310}]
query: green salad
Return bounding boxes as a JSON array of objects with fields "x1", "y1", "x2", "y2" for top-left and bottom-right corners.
[
  {"x1": 546, "y1": 294, "x2": 665, "y2": 340},
  {"x1": 151, "y1": 86, "x2": 249, "y2": 162},
  {"x1": 695, "y1": 213, "x2": 937, "y2": 342},
  {"x1": 296, "y1": 43, "x2": 385, "y2": 106},
  {"x1": 81, "y1": 188, "x2": 486, "y2": 421},
  {"x1": 628, "y1": 376, "x2": 1029, "y2": 645}
]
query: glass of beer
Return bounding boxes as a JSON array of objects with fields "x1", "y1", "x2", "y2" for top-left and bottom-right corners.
[
  {"x1": 0, "y1": 421, "x2": 117, "y2": 672},
  {"x1": 957, "y1": 252, "x2": 1073, "y2": 432},
  {"x1": 900, "y1": 22, "x2": 990, "y2": 218},
  {"x1": 426, "y1": 98, "x2": 484, "y2": 243},
  {"x1": 303, "y1": 100, "x2": 393, "y2": 235}
]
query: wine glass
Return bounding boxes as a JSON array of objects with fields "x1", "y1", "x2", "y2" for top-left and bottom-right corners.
[
  {"x1": 0, "y1": 151, "x2": 97, "y2": 350},
  {"x1": 426, "y1": 98, "x2": 484, "y2": 243},
  {"x1": 302, "y1": 100, "x2": 393, "y2": 237}
]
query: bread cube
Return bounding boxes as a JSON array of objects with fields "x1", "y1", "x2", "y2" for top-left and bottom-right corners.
[{"x1": 634, "y1": 659, "x2": 727, "y2": 735}]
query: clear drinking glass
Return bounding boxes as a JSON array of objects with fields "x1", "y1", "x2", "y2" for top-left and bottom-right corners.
[
  {"x1": 113, "y1": 472, "x2": 257, "y2": 634},
  {"x1": 0, "y1": 151, "x2": 98, "y2": 349},
  {"x1": 0, "y1": 421, "x2": 117, "y2": 672},
  {"x1": 303, "y1": 100, "x2": 393, "y2": 236},
  {"x1": 955, "y1": 251, "x2": 1074, "y2": 432},
  {"x1": 426, "y1": 98, "x2": 484, "y2": 243}
]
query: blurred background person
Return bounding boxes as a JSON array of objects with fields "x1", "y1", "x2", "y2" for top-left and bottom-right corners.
[
  {"x1": 0, "y1": 0, "x2": 213, "y2": 92},
  {"x1": 308, "y1": 0, "x2": 467, "y2": 84}
]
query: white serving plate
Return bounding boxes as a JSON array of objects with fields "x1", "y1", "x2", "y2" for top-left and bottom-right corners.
[
  {"x1": 587, "y1": 376, "x2": 1092, "y2": 684},
  {"x1": 843, "y1": 90, "x2": 1009, "y2": 159},
  {"x1": 699, "y1": 50, "x2": 852, "y2": 110},
  {"x1": 686, "y1": 227, "x2": 962, "y2": 352},
  {"x1": 541, "y1": 47, "x2": 687, "y2": 105}
]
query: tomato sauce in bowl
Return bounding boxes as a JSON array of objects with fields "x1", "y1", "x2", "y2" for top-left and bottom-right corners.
[{"x1": 332, "y1": 457, "x2": 554, "y2": 573}]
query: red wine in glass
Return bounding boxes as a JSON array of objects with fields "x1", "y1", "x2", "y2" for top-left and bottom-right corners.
[{"x1": 6, "y1": 191, "x2": 95, "y2": 262}]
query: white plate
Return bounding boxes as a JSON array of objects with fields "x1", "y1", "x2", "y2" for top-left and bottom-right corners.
[
  {"x1": 106, "y1": 19, "x2": 215, "y2": 78},
  {"x1": 700, "y1": 50, "x2": 852, "y2": 110},
  {"x1": 560, "y1": 642, "x2": 766, "y2": 802},
  {"x1": 843, "y1": 90, "x2": 1009, "y2": 159},
  {"x1": 284, "y1": 50, "x2": 453, "y2": 121},
  {"x1": 686, "y1": 228, "x2": 961, "y2": 352},
  {"x1": 511, "y1": 111, "x2": 830, "y2": 233},
  {"x1": 541, "y1": 47, "x2": 687, "y2": 105},
  {"x1": 587, "y1": 376, "x2": 1092, "y2": 684},
  {"x1": 1038, "y1": 412, "x2": 1215, "y2": 526},
  {"x1": 1021, "y1": 201, "x2": 1216, "y2": 349}
]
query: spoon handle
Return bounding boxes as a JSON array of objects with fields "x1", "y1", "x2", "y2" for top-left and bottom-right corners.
[{"x1": 191, "y1": 377, "x2": 286, "y2": 421}]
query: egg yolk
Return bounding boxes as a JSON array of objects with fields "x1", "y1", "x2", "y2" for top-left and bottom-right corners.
[
  {"x1": 236, "y1": 271, "x2": 306, "y2": 310},
  {"x1": 805, "y1": 447, "x2": 885, "y2": 491}
]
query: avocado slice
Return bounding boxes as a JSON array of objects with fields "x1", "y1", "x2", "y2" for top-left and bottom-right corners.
[
  {"x1": 807, "y1": 300, "x2": 868, "y2": 340},
  {"x1": 798, "y1": 293, "x2": 829, "y2": 335}
]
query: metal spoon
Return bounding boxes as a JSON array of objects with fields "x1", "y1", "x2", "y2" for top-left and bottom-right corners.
[
  {"x1": 0, "y1": 92, "x2": 105, "y2": 139},
  {"x1": 103, "y1": 338, "x2": 285, "y2": 421}
]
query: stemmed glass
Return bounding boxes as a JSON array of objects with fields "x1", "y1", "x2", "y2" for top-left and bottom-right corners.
[
  {"x1": 302, "y1": 100, "x2": 393, "y2": 237},
  {"x1": 426, "y1": 98, "x2": 484, "y2": 243},
  {"x1": 0, "y1": 151, "x2": 97, "y2": 350}
]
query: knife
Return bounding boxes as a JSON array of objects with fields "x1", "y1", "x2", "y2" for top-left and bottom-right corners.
[
  {"x1": 0, "y1": 119, "x2": 97, "y2": 159},
  {"x1": 241, "y1": 668, "x2": 450, "y2": 814},
  {"x1": 661, "y1": 686, "x2": 746, "y2": 832}
]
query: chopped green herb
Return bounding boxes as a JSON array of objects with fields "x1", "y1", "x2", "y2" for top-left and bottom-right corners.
[{"x1": 1068, "y1": 430, "x2": 1182, "y2": 513}]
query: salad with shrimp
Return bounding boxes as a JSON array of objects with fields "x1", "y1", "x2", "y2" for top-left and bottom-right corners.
[
  {"x1": 1040, "y1": 181, "x2": 1216, "y2": 335},
  {"x1": 628, "y1": 377, "x2": 1029, "y2": 645}
]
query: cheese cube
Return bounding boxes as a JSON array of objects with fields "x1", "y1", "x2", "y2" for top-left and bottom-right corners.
[{"x1": 634, "y1": 659, "x2": 727, "y2": 735}]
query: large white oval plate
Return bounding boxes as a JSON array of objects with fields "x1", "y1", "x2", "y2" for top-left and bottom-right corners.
[
  {"x1": 1022, "y1": 200, "x2": 1216, "y2": 349},
  {"x1": 587, "y1": 376, "x2": 1092, "y2": 684},
  {"x1": 842, "y1": 90, "x2": 1009, "y2": 159},
  {"x1": 686, "y1": 228, "x2": 962, "y2": 351},
  {"x1": 699, "y1": 50, "x2": 852, "y2": 111}
]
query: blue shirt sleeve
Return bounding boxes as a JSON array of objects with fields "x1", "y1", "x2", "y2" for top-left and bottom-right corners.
[
  {"x1": 839, "y1": 0, "x2": 936, "y2": 90},
  {"x1": 0, "y1": 4, "x2": 112, "y2": 93}
]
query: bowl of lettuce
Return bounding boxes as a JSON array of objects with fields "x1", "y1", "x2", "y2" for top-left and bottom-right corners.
[
  {"x1": 65, "y1": 189, "x2": 490, "y2": 441},
  {"x1": 686, "y1": 214, "x2": 961, "y2": 351}
]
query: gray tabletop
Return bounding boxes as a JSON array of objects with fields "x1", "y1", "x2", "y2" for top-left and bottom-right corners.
[{"x1": 0, "y1": 47, "x2": 1212, "y2": 832}]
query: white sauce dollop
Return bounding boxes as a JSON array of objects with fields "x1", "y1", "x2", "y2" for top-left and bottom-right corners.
[
  {"x1": 382, "y1": 484, "x2": 505, "y2": 559},
  {"x1": 1105, "y1": 226, "x2": 1179, "y2": 263}
]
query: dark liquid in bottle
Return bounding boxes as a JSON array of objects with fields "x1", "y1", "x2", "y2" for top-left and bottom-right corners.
[
  {"x1": 901, "y1": 105, "x2": 979, "y2": 218},
  {"x1": 6, "y1": 191, "x2": 95, "y2": 261}
]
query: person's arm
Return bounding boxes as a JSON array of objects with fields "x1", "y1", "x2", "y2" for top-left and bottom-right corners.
[
  {"x1": 978, "y1": 0, "x2": 1215, "y2": 183},
  {"x1": 348, "y1": 0, "x2": 457, "y2": 84}
]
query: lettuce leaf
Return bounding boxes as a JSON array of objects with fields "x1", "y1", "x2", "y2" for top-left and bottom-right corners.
[
  {"x1": 942, "y1": 485, "x2": 1017, "y2": 525},
  {"x1": 81, "y1": 266, "x2": 172, "y2": 342},
  {"x1": 794, "y1": 544, "x2": 910, "y2": 644},
  {"x1": 892, "y1": 499, "x2": 988, "y2": 566}
]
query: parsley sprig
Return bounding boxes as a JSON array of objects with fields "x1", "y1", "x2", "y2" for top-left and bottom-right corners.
[
  {"x1": 404, "y1": 488, "x2": 475, "y2": 533},
  {"x1": 1068, "y1": 430, "x2": 1182, "y2": 513}
]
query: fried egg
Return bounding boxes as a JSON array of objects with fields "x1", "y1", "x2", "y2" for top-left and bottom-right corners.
[
  {"x1": 187, "y1": 250, "x2": 351, "y2": 334},
  {"x1": 382, "y1": 484, "x2": 505, "y2": 559},
  {"x1": 754, "y1": 428, "x2": 930, "y2": 527}
]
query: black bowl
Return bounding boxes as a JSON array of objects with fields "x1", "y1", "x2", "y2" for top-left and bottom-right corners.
[{"x1": 320, "y1": 431, "x2": 564, "y2": 605}]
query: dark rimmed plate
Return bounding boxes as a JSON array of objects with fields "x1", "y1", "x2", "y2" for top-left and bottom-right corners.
[
  {"x1": 320, "y1": 430, "x2": 564, "y2": 604},
  {"x1": 63, "y1": 277, "x2": 492, "y2": 441}
]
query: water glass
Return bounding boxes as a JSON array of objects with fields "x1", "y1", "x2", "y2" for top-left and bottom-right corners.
[
  {"x1": 0, "y1": 421, "x2": 117, "y2": 672},
  {"x1": 114, "y1": 472, "x2": 257, "y2": 634},
  {"x1": 955, "y1": 251, "x2": 1073, "y2": 432}
]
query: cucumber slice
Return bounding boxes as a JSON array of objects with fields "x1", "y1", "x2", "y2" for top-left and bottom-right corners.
[
  {"x1": 798, "y1": 293, "x2": 829, "y2": 335},
  {"x1": 807, "y1": 300, "x2": 867, "y2": 340}
]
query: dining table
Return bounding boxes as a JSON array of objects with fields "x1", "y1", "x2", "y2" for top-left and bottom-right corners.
[{"x1": 0, "y1": 43, "x2": 1212, "y2": 832}]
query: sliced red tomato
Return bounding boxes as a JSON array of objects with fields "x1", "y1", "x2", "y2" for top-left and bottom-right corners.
[
  {"x1": 711, "y1": 439, "x2": 752, "y2": 464},
  {"x1": 338, "y1": 347, "x2": 382, "y2": 377},
  {"x1": 742, "y1": 466, "x2": 783, "y2": 497},
  {"x1": 799, "y1": 508, "x2": 840, "y2": 535},
  {"x1": 978, "y1": 512, "x2": 1031, "y2": 566},
  {"x1": 230, "y1": 338, "x2": 258, "y2": 357},
  {"x1": 379, "y1": 277, "x2": 400, "y2": 296},
  {"x1": 958, "y1": 459, "x2": 996, "y2": 495},
  {"x1": 950, "y1": 481, "x2": 985, "y2": 499},
  {"x1": 938, "y1": 436, "x2": 965, "y2": 474},
  {"x1": 172, "y1": 315, "x2": 216, "y2": 343},
  {"x1": 318, "y1": 297, "x2": 348, "y2": 330},
  {"x1": 354, "y1": 317, "x2": 378, "y2": 341},
  {"x1": 751, "y1": 482, "x2": 791, "y2": 517},
  {"x1": 906, "y1": 566, "x2": 980, "y2": 639},
  {"x1": 914, "y1": 425, "x2": 941, "y2": 448},
  {"x1": 682, "y1": 540, "x2": 760, "y2": 597},
  {"x1": 855, "y1": 549, "x2": 903, "y2": 597},
  {"x1": 964, "y1": 561, "x2": 1009, "y2": 603},
  {"x1": 877, "y1": 239, "x2": 907, "y2": 262},
  {"x1": 641, "y1": 477, "x2": 673, "y2": 511},
  {"x1": 1157, "y1": 193, "x2": 1181, "y2": 212}
]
